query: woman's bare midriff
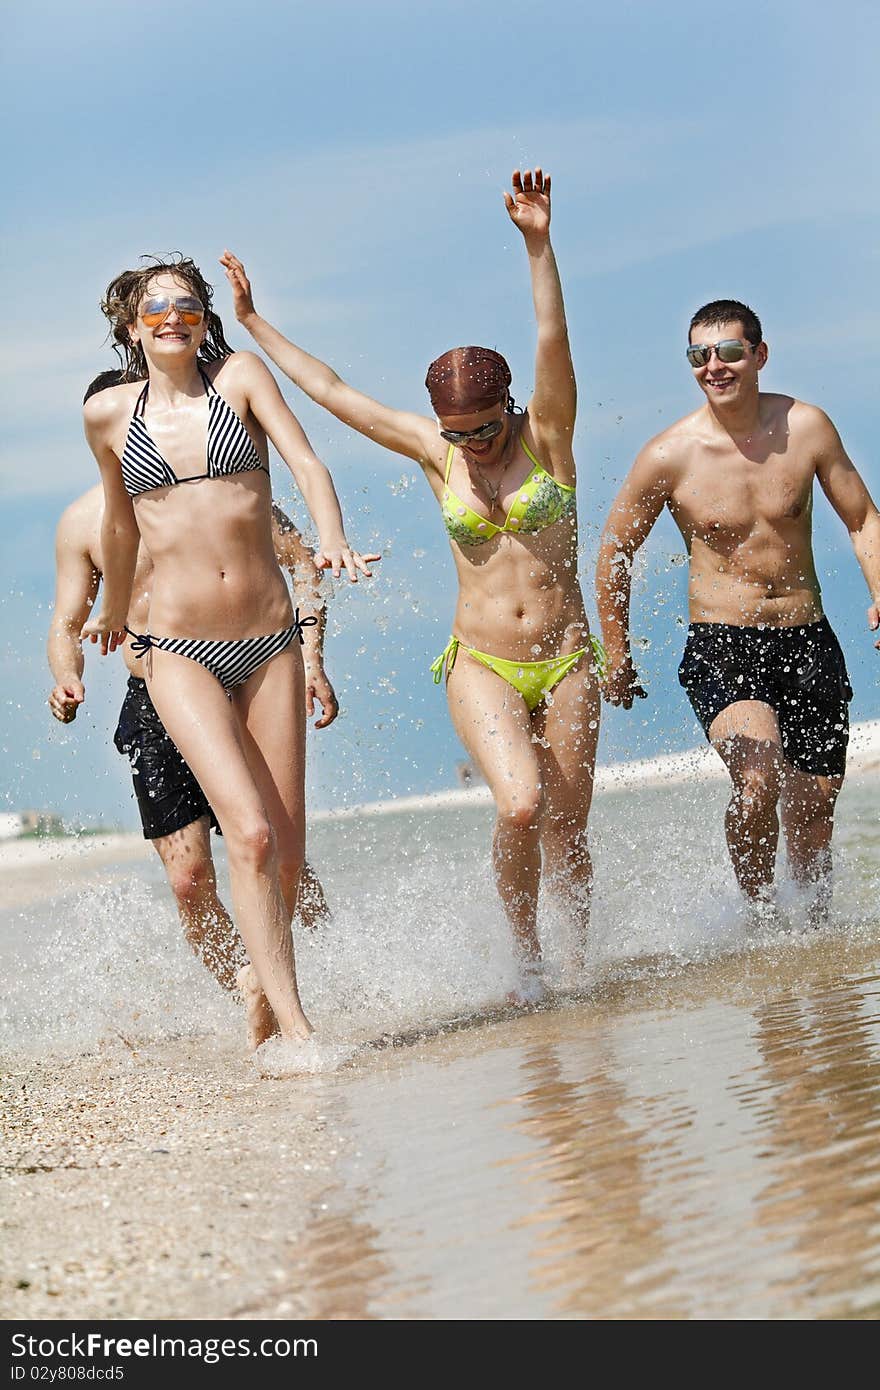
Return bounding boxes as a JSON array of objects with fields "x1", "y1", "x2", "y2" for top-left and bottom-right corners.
[
  {"x1": 448, "y1": 516, "x2": 590, "y2": 657},
  {"x1": 132, "y1": 470, "x2": 294, "y2": 638}
]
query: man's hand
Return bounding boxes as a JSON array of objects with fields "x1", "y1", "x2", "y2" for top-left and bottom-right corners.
[
  {"x1": 869, "y1": 601, "x2": 880, "y2": 651},
  {"x1": 601, "y1": 655, "x2": 648, "y2": 709},
  {"x1": 48, "y1": 679, "x2": 85, "y2": 724},
  {"x1": 305, "y1": 663, "x2": 339, "y2": 729}
]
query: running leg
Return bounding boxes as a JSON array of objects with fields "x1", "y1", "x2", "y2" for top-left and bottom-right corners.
[
  {"x1": 152, "y1": 814, "x2": 243, "y2": 991},
  {"x1": 234, "y1": 647, "x2": 307, "y2": 922},
  {"x1": 146, "y1": 649, "x2": 312, "y2": 1047},
  {"x1": 445, "y1": 653, "x2": 543, "y2": 962},
  {"x1": 298, "y1": 861, "x2": 332, "y2": 930},
  {"x1": 232, "y1": 648, "x2": 310, "y2": 1040},
  {"x1": 780, "y1": 767, "x2": 843, "y2": 925},
  {"x1": 533, "y1": 655, "x2": 601, "y2": 960},
  {"x1": 710, "y1": 700, "x2": 785, "y2": 901}
]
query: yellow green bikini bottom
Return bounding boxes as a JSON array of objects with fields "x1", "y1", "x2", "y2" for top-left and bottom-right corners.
[{"x1": 430, "y1": 634, "x2": 607, "y2": 713}]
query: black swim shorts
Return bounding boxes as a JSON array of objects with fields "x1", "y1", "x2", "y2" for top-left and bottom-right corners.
[
  {"x1": 677, "y1": 616, "x2": 853, "y2": 777},
  {"x1": 113, "y1": 676, "x2": 219, "y2": 840}
]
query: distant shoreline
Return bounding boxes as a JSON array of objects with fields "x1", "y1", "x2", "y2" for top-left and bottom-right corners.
[
  {"x1": 2, "y1": 720, "x2": 876, "y2": 866},
  {"x1": 309, "y1": 717, "x2": 880, "y2": 822}
]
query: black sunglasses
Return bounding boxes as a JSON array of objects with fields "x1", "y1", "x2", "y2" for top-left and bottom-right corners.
[
  {"x1": 686, "y1": 339, "x2": 750, "y2": 368},
  {"x1": 438, "y1": 419, "x2": 505, "y2": 446}
]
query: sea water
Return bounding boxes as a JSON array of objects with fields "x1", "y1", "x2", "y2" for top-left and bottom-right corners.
[
  {"x1": 1, "y1": 773, "x2": 876, "y2": 1057},
  {"x1": 3, "y1": 772, "x2": 880, "y2": 1317}
]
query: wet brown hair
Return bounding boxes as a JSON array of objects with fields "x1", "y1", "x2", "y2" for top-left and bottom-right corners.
[
  {"x1": 101, "y1": 255, "x2": 234, "y2": 382},
  {"x1": 425, "y1": 346, "x2": 513, "y2": 416}
]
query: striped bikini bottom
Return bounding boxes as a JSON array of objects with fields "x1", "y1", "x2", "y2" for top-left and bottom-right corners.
[{"x1": 125, "y1": 611, "x2": 317, "y2": 690}]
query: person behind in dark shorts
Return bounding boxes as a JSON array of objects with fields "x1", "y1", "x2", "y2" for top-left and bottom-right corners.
[
  {"x1": 47, "y1": 374, "x2": 337, "y2": 991},
  {"x1": 596, "y1": 299, "x2": 880, "y2": 921}
]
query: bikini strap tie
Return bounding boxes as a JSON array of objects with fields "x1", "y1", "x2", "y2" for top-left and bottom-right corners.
[
  {"x1": 430, "y1": 636, "x2": 459, "y2": 685},
  {"x1": 291, "y1": 609, "x2": 319, "y2": 645},
  {"x1": 589, "y1": 633, "x2": 609, "y2": 680},
  {"x1": 125, "y1": 626, "x2": 153, "y2": 659}
]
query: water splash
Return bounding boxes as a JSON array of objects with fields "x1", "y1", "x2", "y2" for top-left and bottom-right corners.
[
  {"x1": 2, "y1": 779, "x2": 876, "y2": 1062},
  {"x1": 254, "y1": 1035, "x2": 360, "y2": 1078}
]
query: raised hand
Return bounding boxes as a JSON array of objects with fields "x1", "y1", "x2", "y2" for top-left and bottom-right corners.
[
  {"x1": 220, "y1": 250, "x2": 257, "y2": 324},
  {"x1": 869, "y1": 601, "x2": 880, "y2": 650},
  {"x1": 503, "y1": 168, "x2": 551, "y2": 241}
]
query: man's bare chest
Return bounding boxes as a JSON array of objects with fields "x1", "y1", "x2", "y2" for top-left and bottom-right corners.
[{"x1": 669, "y1": 453, "x2": 815, "y2": 539}]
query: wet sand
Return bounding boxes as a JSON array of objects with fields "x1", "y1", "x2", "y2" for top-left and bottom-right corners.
[
  {"x1": 1, "y1": 1039, "x2": 332, "y2": 1320},
  {"x1": 2, "y1": 743, "x2": 878, "y2": 1320},
  {"x1": 4, "y1": 923, "x2": 880, "y2": 1320}
]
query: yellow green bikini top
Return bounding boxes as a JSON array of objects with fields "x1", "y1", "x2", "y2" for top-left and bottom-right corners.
[{"x1": 440, "y1": 438, "x2": 576, "y2": 548}]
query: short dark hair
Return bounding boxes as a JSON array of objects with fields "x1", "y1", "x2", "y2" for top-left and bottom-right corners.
[
  {"x1": 83, "y1": 368, "x2": 125, "y2": 403},
  {"x1": 689, "y1": 299, "x2": 763, "y2": 348}
]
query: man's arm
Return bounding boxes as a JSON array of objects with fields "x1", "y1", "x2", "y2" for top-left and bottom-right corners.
[
  {"x1": 47, "y1": 501, "x2": 101, "y2": 722},
  {"x1": 271, "y1": 503, "x2": 339, "y2": 728},
  {"x1": 596, "y1": 442, "x2": 674, "y2": 706},
  {"x1": 813, "y1": 409, "x2": 880, "y2": 650}
]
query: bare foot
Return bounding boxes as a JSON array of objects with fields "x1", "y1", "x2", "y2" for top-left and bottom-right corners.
[
  {"x1": 745, "y1": 891, "x2": 782, "y2": 934},
  {"x1": 281, "y1": 1015, "x2": 316, "y2": 1043},
  {"x1": 806, "y1": 877, "x2": 832, "y2": 930},
  {"x1": 506, "y1": 959, "x2": 548, "y2": 1008},
  {"x1": 572, "y1": 933, "x2": 589, "y2": 977},
  {"x1": 236, "y1": 964, "x2": 280, "y2": 1051},
  {"x1": 255, "y1": 1033, "x2": 351, "y2": 1076}
]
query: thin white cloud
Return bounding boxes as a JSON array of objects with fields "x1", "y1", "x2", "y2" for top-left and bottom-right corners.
[{"x1": 5, "y1": 109, "x2": 880, "y2": 499}]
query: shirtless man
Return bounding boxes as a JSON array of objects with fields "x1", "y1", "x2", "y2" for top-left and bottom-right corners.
[
  {"x1": 596, "y1": 299, "x2": 880, "y2": 919},
  {"x1": 48, "y1": 371, "x2": 337, "y2": 990}
]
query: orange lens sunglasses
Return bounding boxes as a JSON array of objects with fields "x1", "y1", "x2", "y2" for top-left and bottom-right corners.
[{"x1": 140, "y1": 295, "x2": 205, "y2": 328}]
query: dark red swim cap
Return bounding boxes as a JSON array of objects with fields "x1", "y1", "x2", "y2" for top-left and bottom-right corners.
[{"x1": 425, "y1": 346, "x2": 512, "y2": 415}]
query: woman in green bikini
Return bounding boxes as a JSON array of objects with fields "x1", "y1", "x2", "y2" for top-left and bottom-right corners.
[{"x1": 221, "y1": 168, "x2": 603, "y2": 999}]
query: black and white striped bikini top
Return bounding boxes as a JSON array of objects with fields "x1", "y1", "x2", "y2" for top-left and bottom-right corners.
[{"x1": 121, "y1": 366, "x2": 267, "y2": 498}]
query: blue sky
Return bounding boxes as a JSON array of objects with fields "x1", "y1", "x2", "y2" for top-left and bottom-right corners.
[{"x1": 2, "y1": 0, "x2": 878, "y2": 826}]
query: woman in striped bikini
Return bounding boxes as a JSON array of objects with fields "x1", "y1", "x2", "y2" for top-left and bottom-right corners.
[
  {"x1": 222, "y1": 169, "x2": 603, "y2": 1001},
  {"x1": 81, "y1": 256, "x2": 375, "y2": 1051}
]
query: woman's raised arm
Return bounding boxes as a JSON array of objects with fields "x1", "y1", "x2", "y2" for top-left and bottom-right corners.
[
  {"x1": 229, "y1": 351, "x2": 378, "y2": 582},
  {"x1": 220, "y1": 251, "x2": 434, "y2": 465},
  {"x1": 504, "y1": 169, "x2": 577, "y2": 460}
]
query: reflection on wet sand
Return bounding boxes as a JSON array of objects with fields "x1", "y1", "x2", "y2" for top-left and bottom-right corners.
[
  {"x1": 292, "y1": 934, "x2": 880, "y2": 1319},
  {"x1": 502, "y1": 1040, "x2": 688, "y2": 1318},
  {"x1": 748, "y1": 972, "x2": 880, "y2": 1318},
  {"x1": 291, "y1": 1205, "x2": 393, "y2": 1321}
]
